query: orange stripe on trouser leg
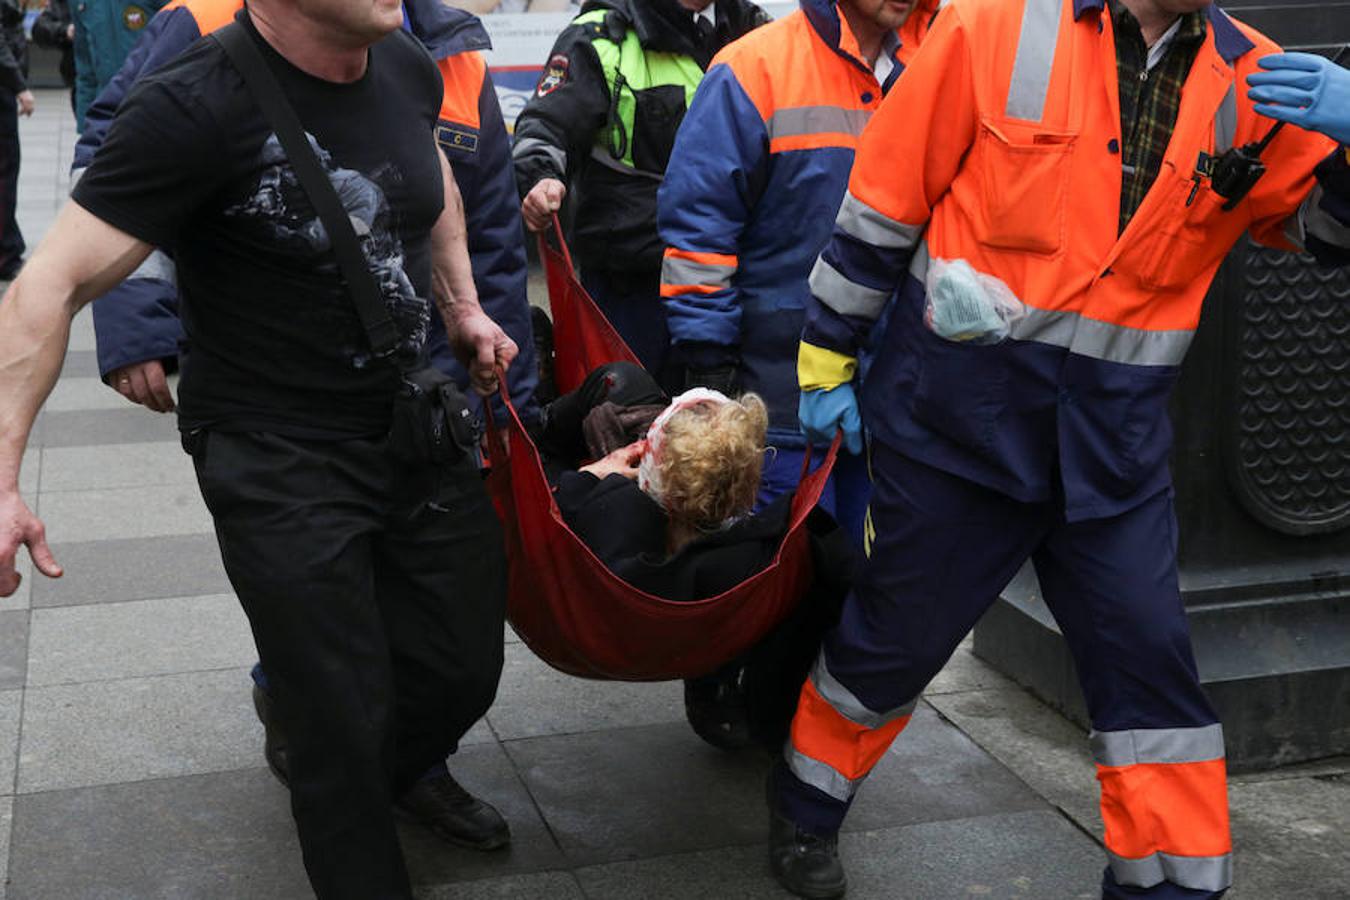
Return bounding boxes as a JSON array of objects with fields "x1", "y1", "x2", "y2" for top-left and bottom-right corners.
[
  {"x1": 1098, "y1": 759, "x2": 1231, "y2": 859},
  {"x1": 789, "y1": 680, "x2": 909, "y2": 781}
]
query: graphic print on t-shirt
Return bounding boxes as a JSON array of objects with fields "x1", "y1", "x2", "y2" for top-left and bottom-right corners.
[{"x1": 223, "y1": 132, "x2": 432, "y2": 369}]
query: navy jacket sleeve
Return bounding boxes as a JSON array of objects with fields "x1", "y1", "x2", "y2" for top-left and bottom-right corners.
[
  {"x1": 79, "y1": 5, "x2": 205, "y2": 379},
  {"x1": 427, "y1": 59, "x2": 539, "y2": 424}
]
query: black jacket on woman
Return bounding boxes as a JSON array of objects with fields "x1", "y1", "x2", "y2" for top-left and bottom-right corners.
[
  {"x1": 0, "y1": 0, "x2": 28, "y2": 95},
  {"x1": 555, "y1": 469, "x2": 790, "y2": 602}
]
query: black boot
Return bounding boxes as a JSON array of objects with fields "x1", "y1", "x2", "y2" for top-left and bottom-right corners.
[
  {"x1": 250, "y1": 683, "x2": 290, "y2": 787},
  {"x1": 768, "y1": 809, "x2": 847, "y2": 899},
  {"x1": 684, "y1": 666, "x2": 752, "y2": 751},
  {"x1": 396, "y1": 771, "x2": 511, "y2": 851}
]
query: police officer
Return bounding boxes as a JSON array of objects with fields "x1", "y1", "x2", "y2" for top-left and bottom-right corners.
[
  {"x1": 512, "y1": 0, "x2": 769, "y2": 384},
  {"x1": 0, "y1": 0, "x2": 33, "y2": 280},
  {"x1": 71, "y1": 0, "x2": 170, "y2": 130}
]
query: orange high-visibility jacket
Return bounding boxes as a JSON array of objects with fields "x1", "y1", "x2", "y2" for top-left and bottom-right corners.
[{"x1": 801, "y1": 0, "x2": 1346, "y2": 519}]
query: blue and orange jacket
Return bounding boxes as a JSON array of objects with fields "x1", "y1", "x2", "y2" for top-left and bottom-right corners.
[
  {"x1": 75, "y1": 0, "x2": 538, "y2": 421},
  {"x1": 800, "y1": 0, "x2": 1350, "y2": 520},
  {"x1": 656, "y1": 0, "x2": 940, "y2": 448}
]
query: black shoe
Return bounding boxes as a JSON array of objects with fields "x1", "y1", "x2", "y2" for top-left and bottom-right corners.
[
  {"x1": 251, "y1": 683, "x2": 290, "y2": 787},
  {"x1": 396, "y1": 772, "x2": 511, "y2": 851},
  {"x1": 768, "y1": 810, "x2": 847, "y2": 900},
  {"x1": 684, "y1": 670, "x2": 752, "y2": 751}
]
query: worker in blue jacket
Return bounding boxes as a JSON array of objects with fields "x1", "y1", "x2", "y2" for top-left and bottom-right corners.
[
  {"x1": 76, "y1": 0, "x2": 539, "y2": 430},
  {"x1": 71, "y1": 0, "x2": 171, "y2": 131},
  {"x1": 657, "y1": 0, "x2": 942, "y2": 545}
]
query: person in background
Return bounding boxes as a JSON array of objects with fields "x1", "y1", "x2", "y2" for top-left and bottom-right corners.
[
  {"x1": 0, "y1": 0, "x2": 33, "y2": 280},
  {"x1": 31, "y1": 0, "x2": 76, "y2": 116},
  {"x1": 70, "y1": 0, "x2": 170, "y2": 131},
  {"x1": 658, "y1": 0, "x2": 942, "y2": 546},
  {"x1": 512, "y1": 0, "x2": 769, "y2": 385}
]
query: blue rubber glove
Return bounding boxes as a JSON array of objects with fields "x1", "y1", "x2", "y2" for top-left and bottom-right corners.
[
  {"x1": 799, "y1": 384, "x2": 863, "y2": 455},
  {"x1": 1248, "y1": 52, "x2": 1350, "y2": 146}
]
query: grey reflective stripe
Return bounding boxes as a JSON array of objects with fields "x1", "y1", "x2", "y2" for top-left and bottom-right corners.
[
  {"x1": 1091, "y1": 724, "x2": 1225, "y2": 767},
  {"x1": 1005, "y1": 0, "x2": 1062, "y2": 122},
  {"x1": 809, "y1": 258, "x2": 891, "y2": 320},
  {"x1": 1214, "y1": 83, "x2": 1237, "y2": 155},
  {"x1": 784, "y1": 746, "x2": 862, "y2": 802},
  {"x1": 512, "y1": 137, "x2": 567, "y2": 175},
  {"x1": 1062, "y1": 314, "x2": 1194, "y2": 367},
  {"x1": 835, "y1": 191, "x2": 924, "y2": 250},
  {"x1": 810, "y1": 654, "x2": 918, "y2": 730},
  {"x1": 1301, "y1": 183, "x2": 1350, "y2": 251},
  {"x1": 1108, "y1": 851, "x2": 1233, "y2": 893},
  {"x1": 768, "y1": 106, "x2": 872, "y2": 140},
  {"x1": 587, "y1": 146, "x2": 664, "y2": 182},
  {"x1": 661, "y1": 255, "x2": 735, "y2": 291},
  {"x1": 130, "y1": 249, "x2": 177, "y2": 287}
]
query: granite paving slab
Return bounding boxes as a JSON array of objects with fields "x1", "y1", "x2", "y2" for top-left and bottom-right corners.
[
  {"x1": 504, "y1": 707, "x2": 1043, "y2": 868},
  {"x1": 1225, "y1": 775, "x2": 1350, "y2": 900},
  {"x1": 486, "y1": 643, "x2": 684, "y2": 741},
  {"x1": 36, "y1": 483, "x2": 212, "y2": 544},
  {"x1": 41, "y1": 376, "x2": 147, "y2": 413},
  {"x1": 18, "y1": 667, "x2": 258, "y2": 793},
  {"x1": 0, "y1": 691, "x2": 21, "y2": 794},
  {"x1": 573, "y1": 809, "x2": 1102, "y2": 900},
  {"x1": 28, "y1": 407, "x2": 180, "y2": 449},
  {"x1": 0, "y1": 611, "x2": 29, "y2": 691},
  {"x1": 415, "y1": 871, "x2": 585, "y2": 900},
  {"x1": 58, "y1": 349, "x2": 100, "y2": 380},
  {"x1": 925, "y1": 685, "x2": 1101, "y2": 832},
  {"x1": 65, "y1": 310, "x2": 97, "y2": 353},
  {"x1": 26, "y1": 594, "x2": 253, "y2": 687},
  {"x1": 30, "y1": 533, "x2": 230, "y2": 608},
  {"x1": 38, "y1": 441, "x2": 196, "y2": 493},
  {"x1": 7, "y1": 767, "x2": 310, "y2": 900},
  {"x1": 0, "y1": 795, "x2": 12, "y2": 900},
  {"x1": 925, "y1": 638, "x2": 1017, "y2": 696}
]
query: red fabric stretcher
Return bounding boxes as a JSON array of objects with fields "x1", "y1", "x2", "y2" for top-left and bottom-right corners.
[{"x1": 482, "y1": 224, "x2": 837, "y2": 682}]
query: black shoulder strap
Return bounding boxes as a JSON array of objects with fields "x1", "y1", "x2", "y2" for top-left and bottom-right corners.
[{"x1": 213, "y1": 21, "x2": 403, "y2": 360}]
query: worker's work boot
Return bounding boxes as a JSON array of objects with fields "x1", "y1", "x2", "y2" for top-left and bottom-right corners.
[
  {"x1": 251, "y1": 682, "x2": 290, "y2": 787},
  {"x1": 396, "y1": 771, "x2": 512, "y2": 851},
  {"x1": 768, "y1": 810, "x2": 847, "y2": 899}
]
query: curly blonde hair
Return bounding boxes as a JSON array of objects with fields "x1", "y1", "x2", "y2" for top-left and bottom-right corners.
[{"x1": 656, "y1": 393, "x2": 769, "y2": 533}]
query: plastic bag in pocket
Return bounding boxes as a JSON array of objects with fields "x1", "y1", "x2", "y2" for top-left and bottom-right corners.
[{"x1": 923, "y1": 257, "x2": 1025, "y2": 345}]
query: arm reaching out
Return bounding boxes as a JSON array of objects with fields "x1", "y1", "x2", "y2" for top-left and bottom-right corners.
[{"x1": 0, "y1": 203, "x2": 155, "y2": 596}]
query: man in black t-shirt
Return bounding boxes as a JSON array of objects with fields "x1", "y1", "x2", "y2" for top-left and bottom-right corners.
[{"x1": 0, "y1": 2, "x2": 517, "y2": 897}]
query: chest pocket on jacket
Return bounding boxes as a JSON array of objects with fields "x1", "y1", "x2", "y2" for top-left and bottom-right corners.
[
  {"x1": 976, "y1": 118, "x2": 1077, "y2": 257},
  {"x1": 1134, "y1": 167, "x2": 1231, "y2": 293},
  {"x1": 631, "y1": 85, "x2": 687, "y2": 174}
]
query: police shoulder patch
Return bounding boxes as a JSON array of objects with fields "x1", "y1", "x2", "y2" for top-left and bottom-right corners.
[
  {"x1": 536, "y1": 54, "x2": 570, "y2": 98},
  {"x1": 123, "y1": 4, "x2": 149, "y2": 30}
]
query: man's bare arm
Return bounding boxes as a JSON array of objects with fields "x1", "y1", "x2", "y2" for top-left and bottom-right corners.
[
  {"x1": 0, "y1": 202, "x2": 154, "y2": 595},
  {"x1": 429, "y1": 148, "x2": 517, "y2": 396}
]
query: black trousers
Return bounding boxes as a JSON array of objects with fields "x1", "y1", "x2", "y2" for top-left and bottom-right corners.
[
  {"x1": 0, "y1": 86, "x2": 23, "y2": 271},
  {"x1": 189, "y1": 430, "x2": 506, "y2": 900}
]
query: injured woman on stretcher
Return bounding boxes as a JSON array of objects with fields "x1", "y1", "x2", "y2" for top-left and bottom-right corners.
[{"x1": 529, "y1": 362, "x2": 856, "y2": 749}]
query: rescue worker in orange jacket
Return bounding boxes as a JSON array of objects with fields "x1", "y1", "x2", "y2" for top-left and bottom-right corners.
[
  {"x1": 657, "y1": 0, "x2": 942, "y2": 545},
  {"x1": 768, "y1": 1, "x2": 1350, "y2": 898}
]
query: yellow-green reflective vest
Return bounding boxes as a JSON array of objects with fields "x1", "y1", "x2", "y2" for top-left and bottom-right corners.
[{"x1": 575, "y1": 9, "x2": 705, "y2": 174}]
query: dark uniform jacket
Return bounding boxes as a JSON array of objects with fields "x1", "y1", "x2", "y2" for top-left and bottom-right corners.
[{"x1": 512, "y1": 0, "x2": 769, "y2": 274}]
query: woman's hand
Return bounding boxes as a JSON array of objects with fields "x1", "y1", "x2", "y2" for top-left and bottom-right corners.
[{"x1": 579, "y1": 441, "x2": 644, "y2": 481}]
